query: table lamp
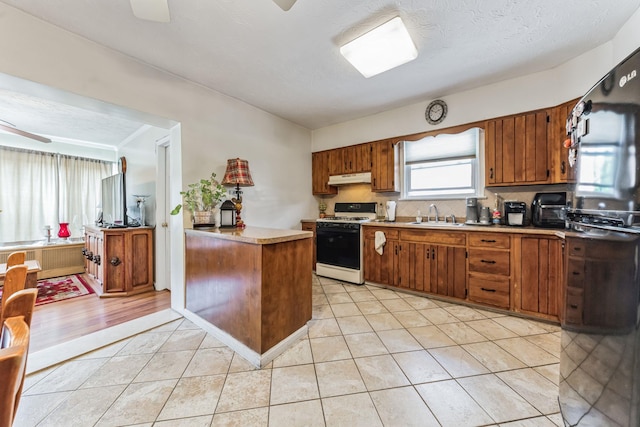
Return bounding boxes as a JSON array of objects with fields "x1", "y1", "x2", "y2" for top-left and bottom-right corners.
[{"x1": 221, "y1": 158, "x2": 254, "y2": 228}]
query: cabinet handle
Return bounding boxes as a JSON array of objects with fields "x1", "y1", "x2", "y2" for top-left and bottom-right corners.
[
  {"x1": 110, "y1": 257, "x2": 122, "y2": 266},
  {"x1": 480, "y1": 239, "x2": 496, "y2": 243},
  {"x1": 569, "y1": 304, "x2": 579, "y2": 309},
  {"x1": 489, "y1": 168, "x2": 494, "y2": 179},
  {"x1": 94, "y1": 255, "x2": 101, "y2": 266},
  {"x1": 481, "y1": 287, "x2": 496, "y2": 292},
  {"x1": 561, "y1": 160, "x2": 566, "y2": 174},
  {"x1": 86, "y1": 251, "x2": 94, "y2": 261},
  {"x1": 572, "y1": 271, "x2": 580, "y2": 275},
  {"x1": 426, "y1": 250, "x2": 430, "y2": 259},
  {"x1": 480, "y1": 259, "x2": 496, "y2": 264}
]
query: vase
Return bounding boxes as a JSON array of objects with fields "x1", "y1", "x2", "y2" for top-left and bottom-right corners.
[
  {"x1": 192, "y1": 210, "x2": 213, "y2": 225},
  {"x1": 58, "y1": 222, "x2": 71, "y2": 239},
  {"x1": 213, "y1": 207, "x2": 221, "y2": 228}
]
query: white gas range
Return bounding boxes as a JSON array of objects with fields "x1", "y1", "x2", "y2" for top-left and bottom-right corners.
[{"x1": 315, "y1": 202, "x2": 377, "y2": 284}]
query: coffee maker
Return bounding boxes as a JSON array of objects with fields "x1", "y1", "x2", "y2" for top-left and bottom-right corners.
[{"x1": 465, "y1": 197, "x2": 478, "y2": 223}]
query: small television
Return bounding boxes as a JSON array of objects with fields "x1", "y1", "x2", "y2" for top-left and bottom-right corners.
[{"x1": 101, "y1": 173, "x2": 127, "y2": 227}]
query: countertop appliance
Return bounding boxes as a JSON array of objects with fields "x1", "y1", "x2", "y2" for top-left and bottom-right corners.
[
  {"x1": 559, "y1": 46, "x2": 640, "y2": 426},
  {"x1": 385, "y1": 201, "x2": 396, "y2": 221},
  {"x1": 315, "y1": 202, "x2": 377, "y2": 284},
  {"x1": 531, "y1": 192, "x2": 566, "y2": 228},
  {"x1": 504, "y1": 201, "x2": 526, "y2": 226},
  {"x1": 465, "y1": 197, "x2": 478, "y2": 223}
]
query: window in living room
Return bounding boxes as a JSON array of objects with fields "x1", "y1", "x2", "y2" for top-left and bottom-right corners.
[{"x1": 0, "y1": 146, "x2": 114, "y2": 242}]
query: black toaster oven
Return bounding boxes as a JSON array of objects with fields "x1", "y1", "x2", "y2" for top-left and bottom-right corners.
[{"x1": 531, "y1": 192, "x2": 566, "y2": 228}]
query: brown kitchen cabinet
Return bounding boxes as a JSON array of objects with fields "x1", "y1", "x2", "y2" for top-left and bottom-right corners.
[
  {"x1": 371, "y1": 139, "x2": 399, "y2": 192},
  {"x1": 549, "y1": 98, "x2": 580, "y2": 183},
  {"x1": 301, "y1": 220, "x2": 316, "y2": 271},
  {"x1": 363, "y1": 227, "x2": 399, "y2": 286},
  {"x1": 397, "y1": 229, "x2": 467, "y2": 300},
  {"x1": 311, "y1": 151, "x2": 338, "y2": 195},
  {"x1": 467, "y1": 233, "x2": 511, "y2": 309},
  {"x1": 563, "y1": 235, "x2": 638, "y2": 332},
  {"x1": 84, "y1": 225, "x2": 154, "y2": 297},
  {"x1": 485, "y1": 109, "x2": 550, "y2": 186},
  {"x1": 515, "y1": 235, "x2": 562, "y2": 321}
]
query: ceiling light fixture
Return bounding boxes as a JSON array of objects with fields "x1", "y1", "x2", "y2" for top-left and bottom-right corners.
[
  {"x1": 0, "y1": 119, "x2": 51, "y2": 143},
  {"x1": 340, "y1": 16, "x2": 418, "y2": 78}
]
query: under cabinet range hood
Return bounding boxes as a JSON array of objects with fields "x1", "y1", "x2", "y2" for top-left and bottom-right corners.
[{"x1": 328, "y1": 172, "x2": 372, "y2": 185}]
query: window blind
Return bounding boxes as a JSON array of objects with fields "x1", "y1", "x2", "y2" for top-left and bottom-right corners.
[{"x1": 404, "y1": 127, "x2": 480, "y2": 163}]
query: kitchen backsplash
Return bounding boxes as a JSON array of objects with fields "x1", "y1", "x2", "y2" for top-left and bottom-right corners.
[{"x1": 315, "y1": 183, "x2": 570, "y2": 221}]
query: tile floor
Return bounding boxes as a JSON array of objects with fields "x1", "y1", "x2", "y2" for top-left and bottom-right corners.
[{"x1": 16, "y1": 275, "x2": 564, "y2": 426}]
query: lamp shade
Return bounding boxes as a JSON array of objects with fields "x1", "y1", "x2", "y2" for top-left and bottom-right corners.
[{"x1": 221, "y1": 158, "x2": 254, "y2": 187}]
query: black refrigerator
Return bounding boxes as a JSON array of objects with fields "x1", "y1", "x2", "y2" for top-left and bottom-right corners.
[{"x1": 561, "y1": 45, "x2": 640, "y2": 426}]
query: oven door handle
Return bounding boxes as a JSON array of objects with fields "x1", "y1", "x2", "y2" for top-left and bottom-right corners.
[{"x1": 316, "y1": 228, "x2": 360, "y2": 235}]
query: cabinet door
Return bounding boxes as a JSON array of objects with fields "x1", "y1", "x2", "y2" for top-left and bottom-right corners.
[
  {"x1": 371, "y1": 139, "x2": 398, "y2": 192},
  {"x1": 520, "y1": 237, "x2": 562, "y2": 318},
  {"x1": 356, "y1": 142, "x2": 372, "y2": 173},
  {"x1": 432, "y1": 245, "x2": 466, "y2": 299},
  {"x1": 312, "y1": 151, "x2": 337, "y2": 195},
  {"x1": 363, "y1": 236, "x2": 397, "y2": 286},
  {"x1": 549, "y1": 99, "x2": 580, "y2": 183},
  {"x1": 301, "y1": 221, "x2": 316, "y2": 271},
  {"x1": 329, "y1": 148, "x2": 344, "y2": 176},
  {"x1": 486, "y1": 110, "x2": 550, "y2": 186},
  {"x1": 130, "y1": 230, "x2": 153, "y2": 290},
  {"x1": 397, "y1": 241, "x2": 427, "y2": 291},
  {"x1": 104, "y1": 232, "x2": 126, "y2": 293}
]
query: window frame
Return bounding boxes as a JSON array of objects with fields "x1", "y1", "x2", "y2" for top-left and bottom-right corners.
[{"x1": 401, "y1": 128, "x2": 484, "y2": 200}]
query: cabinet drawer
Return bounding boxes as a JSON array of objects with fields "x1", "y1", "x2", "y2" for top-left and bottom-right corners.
[
  {"x1": 566, "y1": 258, "x2": 585, "y2": 289},
  {"x1": 468, "y1": 249, "x2": 510, "y2": 275},
  {"x1": 399, "y1": 230, "x2": 466, "y2": 245},
  {"x1": 301, "y1": 222, "x2": 316, "y2": 232},
  {"x1": 565, "y1": 287, "x2": 584, "y2": 325},
  {"x1": 364, "y1": 227, "x2": 399, "y2": 240},
  {"x1": 567, "y1": 240, "x2": 586, "y2": 257},
  {"x1": 468, "y1": 274, "x2": 510, "y2": 309},
  {"x1": 468, "y1": 233, "x2": 510, "y2": 249}
]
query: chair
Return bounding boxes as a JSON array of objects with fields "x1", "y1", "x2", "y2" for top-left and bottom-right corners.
[
  {"x1": 0, "y1": 265, "x2": 28, "y2": 327},
  {"x1": 2, "y1": 289, "x2": 38, "y2": 330},
  {"x1": 0, "y1": 316, "x2": 30, "y2": 427},
  {"x1": 6, "y1": 251, "x2": 26, "y2": 268}
]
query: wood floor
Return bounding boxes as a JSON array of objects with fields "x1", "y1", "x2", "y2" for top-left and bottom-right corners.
[{"x1": 29, "y1": 274, "x2": 172, "y2": 353}]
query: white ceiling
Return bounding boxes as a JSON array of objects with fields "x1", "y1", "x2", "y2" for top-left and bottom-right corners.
[{"x1": 1, "y1": 0, "x2": 640, "y2": 145}]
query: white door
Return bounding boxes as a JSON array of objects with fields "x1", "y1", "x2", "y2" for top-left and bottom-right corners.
[{"x1": 155, "y1": 137, "x2": 171, "y2": 290}]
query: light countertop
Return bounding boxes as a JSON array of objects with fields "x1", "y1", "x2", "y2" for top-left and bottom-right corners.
[
  {"x1": 362, "y1": 220, "x2": 566, "y2": 237},
  {"x1": 186, "y1": 226, "x2": 313, "y2": 245}
]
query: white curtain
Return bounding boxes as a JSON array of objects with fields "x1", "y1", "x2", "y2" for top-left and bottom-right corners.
[
  {"x1": 0, "y1": 147, "x2": 113, "y2": 242},
  {"x1": 58, "y1": 155, "x2": 113, "y2": 238}
]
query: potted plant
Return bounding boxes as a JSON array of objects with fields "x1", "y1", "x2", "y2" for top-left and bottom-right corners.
[{"x1": 171, "y1": 172, "x2": 226, "y2": 225}]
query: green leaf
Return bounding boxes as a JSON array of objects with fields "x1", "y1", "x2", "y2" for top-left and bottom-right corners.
[{"x1": 170, "y1": 204, "x2": 182, "y2": 215}]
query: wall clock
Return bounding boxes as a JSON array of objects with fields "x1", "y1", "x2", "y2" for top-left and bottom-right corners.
[{"x1": 425, "y1": 99, "x2": 447, "y2": 125}]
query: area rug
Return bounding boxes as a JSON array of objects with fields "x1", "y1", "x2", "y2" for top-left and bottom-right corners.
[{"x1": 34, "y1": 275, "x2": 95, "y2": 306}]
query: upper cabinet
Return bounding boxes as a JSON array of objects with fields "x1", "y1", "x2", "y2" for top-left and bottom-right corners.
[
  {"x1": 329, "y1": 143, "x2": 372, "y2": 176},
  {"x1": 485, "y1": 109, "x2": 550, "y2": 186},
  {"x1": 311, "y1": 151, "x2": 337, "y2": 195},
  {"x1": 549, "y1": 98, "x2": 580, "y2": 183},
  {"x1": 371, "y1": 139, "x2": 399, "y2": 192}
]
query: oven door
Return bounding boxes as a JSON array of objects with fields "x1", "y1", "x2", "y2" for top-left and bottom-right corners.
[{"x1": 316, "y1": 223, "x2": 361, "y2": 270}]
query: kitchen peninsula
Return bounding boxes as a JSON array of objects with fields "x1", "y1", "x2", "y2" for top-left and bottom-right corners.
[{"x1": 184, "y1": 226, "x2": 313, "y2": 367}]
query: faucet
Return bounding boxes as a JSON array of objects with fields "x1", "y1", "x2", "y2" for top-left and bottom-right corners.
[
  {"x1": 446, "y1": 214, "x2": 456, "y2": 224},
  {"x1": 427, "y1": 204, "x2": 439, "y2": 223}
]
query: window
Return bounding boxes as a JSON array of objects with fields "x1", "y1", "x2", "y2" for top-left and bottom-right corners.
[
  {"x1": 402, "y1": 127, "x2": 483, "y2": 199},
  {"x1": 0, "y1": 147, "x2": 113, "y2": 242}
]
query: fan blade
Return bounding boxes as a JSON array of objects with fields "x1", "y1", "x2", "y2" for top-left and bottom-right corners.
[
  {"x1": 273, "y1": 0, "x2": 297, "y2": 11},
  {"x1": 130, "y1": 0, "x2": 170, "y2": 23},
  {"x1": 0, "y1": 123, "x2": 51, "y2": 143}
]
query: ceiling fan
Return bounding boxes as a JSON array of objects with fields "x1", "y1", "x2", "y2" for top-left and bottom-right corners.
[
  {"x1": 129, "y1": 0, "x2": 297, "y2": 22},
  {"x1": 0, "y1": 119, "x2": 51, "y2": 143}
]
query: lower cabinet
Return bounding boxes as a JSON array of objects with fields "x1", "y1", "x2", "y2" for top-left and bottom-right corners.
[
  {"x1": 361, "y1": 225, "x2": 566, "y2": 323},
  {"x1": 83, "y1": 225, "x2": 154, "y2": 297},
  {"x1": 516, "y1": 236, "x2": 563, "y2": 321},
  {"x1": 363, "y1": 227, "x2": 399, "y2": 286},
  {"x1": 467, "y1": 233, "x2": 511, "y2": 309},
  {"x1": 300, "y1": 221, "x2": 316, "y2": 271}
]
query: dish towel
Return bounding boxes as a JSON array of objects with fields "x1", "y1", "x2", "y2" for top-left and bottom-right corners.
[{"x1": 374, "y1": 231, "x2": 386, "y2": 255}]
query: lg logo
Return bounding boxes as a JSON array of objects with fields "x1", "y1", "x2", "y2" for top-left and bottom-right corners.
[{"x1": 619, "y1": 69, "x2": 637, "y2": 87}]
